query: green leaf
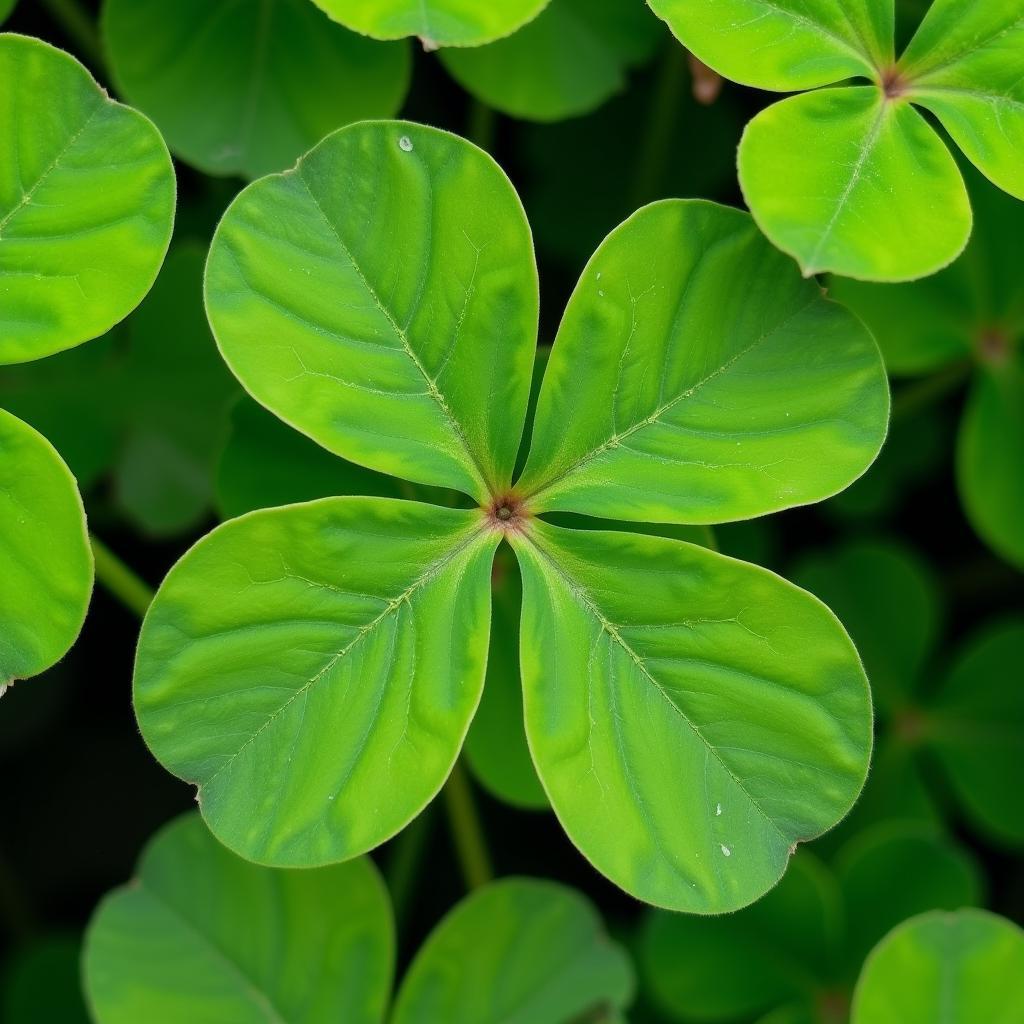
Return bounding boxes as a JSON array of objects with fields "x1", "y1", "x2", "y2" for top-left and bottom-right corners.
[
  {"x1": 647, "y1": 0, "x2": 893, "y2": 90},
  {"x1": 102, "y1": 0, "x2": 411, "y2": 179},
  {"x1": 440, "y1": 0, "x2": 661, "y2": 122},
  {"x1": 851, "y1": 910, "x2": 1024, "y2": 1024},
  {"x1": 205, "y1": 120, "x2": 538, "y2": 503},
  {"x1": 640, "y1": 852, "x2": 841, "y2": 1021},
  {"x1": 309, "y1": 0, "x2": 551, "y2": 47},
  {"x1": 900, "y1": 0, "x2": 1024, "y2": 200},
  {"x1": 516, "y1": 200, "x2": 888, "y2": 523},
  {"x1": 134, "y1": 498, "x2": 498, "y2": 866},
  {"x1": 391, "y1": 878, "x2": 633, "y2": 1023},
  {"x1": 828, "y1": 160, "x2": 1024, "y2": 376},
  {"x1": 0, "y1": 407, "x2": 92, "y2": 687},
  {"x1": 957, "y1": 366, "x2": 1024, "y2": 568},
  {"x1": 791, "y1": 539, "x2": 940, "y2": 715},
  {"x1": 738, "y1": 87, "x2": 972, "y2": 281},
  {"x1": 835, "y1": 823, "x2": 984, "y2": 969},
  {"x1": 463, "y1": 550, "x2": 548, "y2": 810},
  {"x1": 0, "y1": 33, "x2": 175, "y2": 364},
  {"x1": 84, "y1": 813, "x2": 394, "y2": 1024},
  {"x1": 216, "y1": 396, "x2": 405, "y2": 519},
  {"x1": 930, "y1": 618, "x2": 1024, "y2": 845},
  {"x1": 511, "y1": 520, "x2": 872, "y2": 913}
]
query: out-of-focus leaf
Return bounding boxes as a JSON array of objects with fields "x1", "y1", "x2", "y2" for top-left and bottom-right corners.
[
  {"x1": 102, "y1": 0, "x2": 411, "y2": 179},
  {"x1": 1, "y1": 934, "x2": 89, "y2": 1024},
  {"x1": 84, "y1": 813, "x2": 394, "y2": 1024},
  {"x1": 441, "y1": 0, "x2": 661, "y2": 122},
  {"x1": 391, "y1": 878, "x2": 633, "y2": 1023}
]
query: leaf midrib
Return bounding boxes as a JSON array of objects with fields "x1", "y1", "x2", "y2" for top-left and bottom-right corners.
[
  {"x1": 522, "y1": 295, "x2": 818, "y2": 504},
  {"x1": 294, "y1": 153, "x2": 491, "y2": 498},
  {"x1": 200, "y1": 524, "x2": 486, "y2": 787},
  {"x1": 140, "y1": 883, "x2": 289, "y2": 1024},
  {"x1": 522, "y1": 529, "x2": 787, "y2": 843}
]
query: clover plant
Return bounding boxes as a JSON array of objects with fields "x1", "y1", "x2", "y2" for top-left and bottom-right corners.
[
  {"x1": 648, "y1": 0, "x2": 1024, "y2": 282},
  {"x1": 130, "y1": 119, "x2": 890, "y2": 915},
  {"x1": 84, "y1": 812, "x2": 633, "y2": 1023}
]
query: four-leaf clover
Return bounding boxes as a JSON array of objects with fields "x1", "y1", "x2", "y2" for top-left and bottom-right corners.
[{"x1": 133, "y1": 120, "x2": 890, "y2": 913}]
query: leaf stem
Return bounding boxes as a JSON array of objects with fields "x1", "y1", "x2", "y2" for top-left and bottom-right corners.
[
  {"x1": 467, "y1": 98, "x2": 497, "y2": 153},
  {"x1": 442, "y1": 761, "x2": 492, "y2": 890},
  {"x1": 630, "y1": 41, "x2": 688, "y2": 208},
  {"x1": 37, "y1": 0, "x2": 107, "y2": 75},
  {"x1": 890, "y1": 359, "x2": 972, "y2": 423},
  {"x1": 90, "y1": 534, "x2": 155, "y2": 619},
  {"x1": 385, "y1": 807, "x2": 435, "y2": 929}
]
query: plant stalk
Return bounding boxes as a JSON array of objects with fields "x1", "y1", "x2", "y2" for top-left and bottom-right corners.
[
  {"x1": 890, "y1": 359, "x2": 971, "y2": 423},
  {"x1": 442, "y1": 761, "x2": 492, "y2": 890},
  {"x1": 37, "y1": 0, "x2": 107, "y2": 74},
  {"x1": 90, "y1": 534, "x2": 155, "y2": 619},
  {"x1": 385, "y1": 807, "x2": 435, "y2": 928},
  {"x1": 467, "y1": 98, "x2": 497, "y2": 153}
]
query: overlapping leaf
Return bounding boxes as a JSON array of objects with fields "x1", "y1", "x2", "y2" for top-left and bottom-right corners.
[
  {"x1": 440, "y1": 0, "x2": 661, "y2": 122},
  {"x1": 391, "y1": 878, "x2": 633, "y2": 1023},
  {"x1": 84, "y1": 813, "x2": 394, "y2": 1023},
  {"x1": 0, "y1": 33, "x2": 175, "y2": 363},
  {"x1": 0, "y1": 408, "x2": 92, "y2": 688},
  {"x1": 310, "y1": 0, "x2": 551, "y2": 47},
  {"x1": 102, "y1": 0, "x2": 411, "y2": 179}
]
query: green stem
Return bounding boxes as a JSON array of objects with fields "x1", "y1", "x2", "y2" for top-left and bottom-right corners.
[
  {"x1": 90, "y1": 534, "x2": 155, "y2": 619},
  {"x1": 442, "y1": 761, "x2": 492, "y2": 890},
  {"x1": 385, "y1": 808, "x2": 435, "y2": 928},
  {"x1": 467, "y1": 98, "x2": 497, "y2": 153},
  {"x1": 37, "y1": 0, "x2": 107, "y2": 73},
  {"x1": 630, "y1": 42, "x2": 688, "y2": 209},
  {"x1": 890, "y1": 360, "x2": 971, "y2": 423}
]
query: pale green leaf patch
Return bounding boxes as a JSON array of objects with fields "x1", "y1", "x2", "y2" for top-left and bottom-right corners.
[
  {"x1": 391, "y1": 878, "x2": 633, "y2": 1023},
  {"x1": 84, "y1": 813, "x2": 394, "y2": 1024},
  {"x1": 852, "y1": 910, "x2": 1024, "y2": 1024},
  {"x1": 141, "y1": 121, "x2": 886, "y2": 910},
  {"x1": 310, "y1": 0, "x2": 551, "y2": 48},
  {"x1": 0, "y1": 407, "x2": 93, "y2": 688},
  {"x1": 649, "y1": 0, "x2": 1024, "y2": 282},
  {"x1": 0, "y1": 33, "x2": 175, "y2": 363},
  {"x1": 135, "y1": 498, "x2": 498, "y2": 866},
  {"x1": 102, "y1": 0, "x2": 411, "y2": 179},
  {"x1": 513, "y1": 521, "x2": 872, "y2": 912}
]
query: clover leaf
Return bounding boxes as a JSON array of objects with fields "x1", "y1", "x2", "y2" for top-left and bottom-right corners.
[
  {"x1": 852, "y1": 909, "x2": 1024, "y2": 1024},
  {"x1": 439, "y1": 0, "x2": 662, "y2": 122},
  {"x1": 831, "y1": 164, "x2": 1024, "y2": 567},
  {"x1": 84, "y1": 813, "x2": 395, "y2": 1024},
  {"x1": 648, "y1": 0, "x2": 1024, "y2": 282},
  {"x1": 134, "y1": 120, "x2": 888, "y2": 913},
  {"x1": 85, "y1": 813, "x2": 633, "y2": 1023},
  {"x1": 0, "y1": 407, "x2": 92, "y2": 690},
  {"x1": 102, "y1": 0, "x2": 411, "y2": 179},
  {"x1": 310, "y1": 0, "x2": 551, "y2": 48},
  {"x1": 0, "y1": 33, "x2": 175, "y2": 363}
]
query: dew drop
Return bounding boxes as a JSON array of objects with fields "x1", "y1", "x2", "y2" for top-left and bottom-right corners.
[
  {"x1": 716, "y1": 803, "x2": 722, "y2": 816},
  {"x1": 720, "y1": 844, "x2": 731, "y2": 857},
  {"x1": 598, "y1": 290, "x2": 605, "y2": 297},
  {"x1": 398, "y1": 136, "x2": 414, "y2": 152},
  {"x1": 596, "y1": 271, "x2": 602, "y2": 280}
]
